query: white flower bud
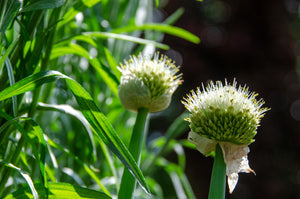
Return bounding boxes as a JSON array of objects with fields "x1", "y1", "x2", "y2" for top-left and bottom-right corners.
[{"x1": 118, "y1": 52, "x2": 182, "y2": 112}]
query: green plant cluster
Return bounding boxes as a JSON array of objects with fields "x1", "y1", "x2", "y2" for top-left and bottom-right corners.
[{"x1": 0, "y1": 0, "x2": 199, "y2": 198}]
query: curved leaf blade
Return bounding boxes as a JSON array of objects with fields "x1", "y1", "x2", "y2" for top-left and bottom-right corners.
[
  {"x1": 50, "y1": 43, "x2": 119, "y2": 96},
  {"x1": 0, "y1": 70, "x2": 150, "y2": 194},
  {"x1": 21, "y1": 0, "x2": 65, "y2": 13},
  {"x1": 0, "y1": 112, "x2": 47, "y2": 188},
  {"x1": 37, "y1": 102, "x2": 97, "y2": 157},
  {"x1": 82, "y1": 32, "x2": 169, "y2": 50},
  {"x1": 112, "y1": 23, "x2": 200, "y2": 44},
  {"x1": 0, "y1": 162, "x2": 39, "y2": 199},
  {"x1": 0, "y1": 0, "x2": 20, "y2": 33},
  {"x1": 4, "y1": 182, "x2": 111, "y2": 199}
]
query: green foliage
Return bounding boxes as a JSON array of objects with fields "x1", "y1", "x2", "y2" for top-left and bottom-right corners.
[
  {"x1": 4, "y1": 182, "x2": 111, "y2": 199},
  {"x1": 0, "y1": 0, "x2": 199, "y2": 198}
]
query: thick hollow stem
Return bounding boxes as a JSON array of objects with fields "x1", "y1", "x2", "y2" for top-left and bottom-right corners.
[
  {"x1": 118, "y1": 108, "x2": 149, "y2": 199},
  {"x1": 208, "y1": 143, "x2": 226, "y2": 199}
]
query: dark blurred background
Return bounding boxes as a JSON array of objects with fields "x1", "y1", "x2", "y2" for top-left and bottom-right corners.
[{"x1": 156, "y1": 0, "x2": 300, "y2": 198}]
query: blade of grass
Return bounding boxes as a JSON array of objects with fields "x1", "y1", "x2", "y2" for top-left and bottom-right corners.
[
  {"x1": 144, "y1": 111, "x2": 189, "y2": 173},
  {"x1": 37, "y1": 102, "x2": 97, "y2": 157},
  {"x1": 82, "y1": 32, "x2": 170, "y2": 50},
  {"x1": 0, "y1": 161, "x2": 39, "y2": 199},
  {"x1": 0, "y1": 0, "x2": 20, "y2": 33},
  {"x1": 4, "y1": 57, "x2": 17, "y2": 117},
  {"x1": 58, "y1": 0, "x2": 102, "y2": 28},
  {"x1": 156, "y1": 158, "x2": 196, "y2": 199},
  {"x1": 50, "y1": 43, "x2": 119, "y2": 96},
  {"x1": 0, "y1": 70, "x2": 150, "y2": 194},
  {"x1": 4, "y1": 182, "x2": 111, "y2": 199},
  {"x1": 163, "y1": 8, "x2": 185, "y2": 25},
  {"x1": 20, "y1": 0, "x2": 65, "y2": 13},
  {"x1": 0, "y1": 112, "x2": 47, "y2": 189},
  {"x1": 102, "y1": 47, "x2": 121, "y2": 79},
  {"x1": 45, "y1": 134, "x2": 110, "y2": 196},
  {"x1": 112, "y1": 23, "x2": 200, "y2": 44}
]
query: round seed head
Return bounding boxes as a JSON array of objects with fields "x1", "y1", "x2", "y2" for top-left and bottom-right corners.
[
  {"x1": 118, "y1": 52, "x2": 182, "y2": 112},
  {"x1": 182, "y1": 80, "x2": 269, "y2": 145}
]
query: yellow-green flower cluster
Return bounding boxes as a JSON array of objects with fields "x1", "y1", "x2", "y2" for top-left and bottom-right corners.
[
  {"x1": 183, "y1": 80, "x2": 268, "y2": 146},
  {"x1": 118, "y1": 52, "x2": 182, "y2": 113},
  {"x1": 182, "y1": 80, "x2": 269, "y2": 193}
]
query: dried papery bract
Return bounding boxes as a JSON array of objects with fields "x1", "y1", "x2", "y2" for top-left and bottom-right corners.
[
  {"x1": 182, "y1": 80, "x2": 269, "y2": 193},
  {"x1": 118, "y1": 52, "x2": 182, "y2": 112}
]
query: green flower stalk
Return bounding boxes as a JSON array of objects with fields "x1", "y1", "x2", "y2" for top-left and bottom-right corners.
[
  {"x1": 118, "y1": 52, "x2": 182, "y2": 199},
  {"x1": 118, "y1": 52, "x2": 182, "y2": 113},
  {"x1": 182, "y1": 80, "x2": 269, "y2": 194}
]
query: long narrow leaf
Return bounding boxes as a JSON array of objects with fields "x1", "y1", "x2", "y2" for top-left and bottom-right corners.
[
  {"x1": 0, "y1": 112, "x2": 47, "y2": 187},
  {"x1": 4, "y1": 182, "x2": 111, "y2": 199},
  {"x1": 65, "y1": 78, "x2": 150, "y2": 193},
  {"x1": 20, "y1": 0, "x2": 65, "y2": 13},
  {"x1": 37, "y1": 102, "x2": 97, "y2": 157},
  {"x1": 0, "y1": 0, "x2": 20, "y2": 33},
  {"x1": 50, "y1": 43, "x2": 119, "y2": 96},
  {"x1": 4, "y1": 58, "x2": 17, "y2": 116},
  {"x1": 58, "y1": 0, "x2": 101, "y2": 28},
  {"x1": 112, "y1": 23, "x2": 200, "y2": 44},
  {"x1": 0, "y1": 161, "x2": 39, "y2": 199},
  {"x1": 82, "y1": 32, "x2": 169, "y2": 50},
  {"x1": 0, "y1": 70, "x2": 150, "y2": 194},
  {"x1": 44, "y1": 134, "x2": 110, "y2": 196},
  {"x1": 0, "y1": 39, "x2": 19, "y2": 116}
]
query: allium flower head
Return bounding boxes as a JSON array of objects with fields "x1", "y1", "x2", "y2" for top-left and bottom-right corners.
[
  {"x1": 182, "y1": 80, "x2": 269, "y2": 193},
  {"x1": 118, "y1": 52, "x2": 182, "y2": 112}
]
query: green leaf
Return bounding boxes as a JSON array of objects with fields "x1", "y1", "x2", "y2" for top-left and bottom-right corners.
[
  {"x1": 156, "y1": 158, "x2": 196, "y2": 199},
  {"x1": 58, "y1": 0, "x2": 101, "y2": 28},
  {"x1": 165, "y1": 111, "x2": 190, "y2": 140},
  {"x1": 0, "y1": 0, "x2": 21, "y2": 33},
  {"x1": 0, "y1": 162, "x2": 39, "y2": 199},
  {"x1": 0, "y1": 71, "x2": 64, "y2": 100},
  {"x1": 155, "y1": 0, "x2": 159, "y2": 7},
  {"x1": 21, "y1": 0, "x2": 66, "y2": 13},
  {"x1": 37, "y1": 102, "x2": 96, "y2": 157},
  {"x1": 0, "y1": 39, "x2": 19, "y2": 116},
  {"x1": 0, "y1": 70, "x2": 150, "y2": 194},
  {"x1": 82, "y1": 32, "x2": 169, "y2": 50},
  {"x1": 50, "y1": 43, "x2": 119, "y2": 96},
  {"x1": 0, "y1": 112, "x2": 47, "y2": 188},
  {"x1": 112, "y1": 23, "x2": 200, "y2": 44},
  {"x1": 103, "y1": 47, "x2": 121, "y2": 79},
  {"x1": 4, "y1": 182, "x2": 111, "y2": 199},
  {"x1": 45, "y1": 135, "x2": 110, "y2": 196}
]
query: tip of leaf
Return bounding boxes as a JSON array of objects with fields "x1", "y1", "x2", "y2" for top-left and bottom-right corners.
[{"x1": 155, "y1": 0, "x2": 159, "y2": 7}]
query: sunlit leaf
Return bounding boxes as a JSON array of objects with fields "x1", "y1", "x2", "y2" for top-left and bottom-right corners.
[
  {"x1": 4, "y1": 182, "x2": 111, "y2": 199},
  {"x1": 45, "y1": 134, "x2": 110, "y2": 195},
  {"x1": 112, "y1": 23, "x2": 200, "y2": 44},
  {"x1": 0, "y1": 161, "x2": 39, "y2": 199},
  {"x1": 50, "y1": 44, "x2": 119, "y2": 96},
  {"x1": 0, "y1": 0, "x2": 20, "y2": 33},
  {"x1": 82, "y1": 32, "x2": 169, "y2": 50},
  {"x1": 37, "y1": 102, "x2": 96, "y2": 157},
  {"x1": 58, "y1": 0, "x2": 101, "y2": 28},
  {"x1": 21, "y1": 0, "x2": 66, "y2": 13},
  {"x1": 0, "y1": 112, "x2": 47, "y2": 187},
  {"x1": 0, "y1": 70, "x2": 150, "y2": 194}
]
